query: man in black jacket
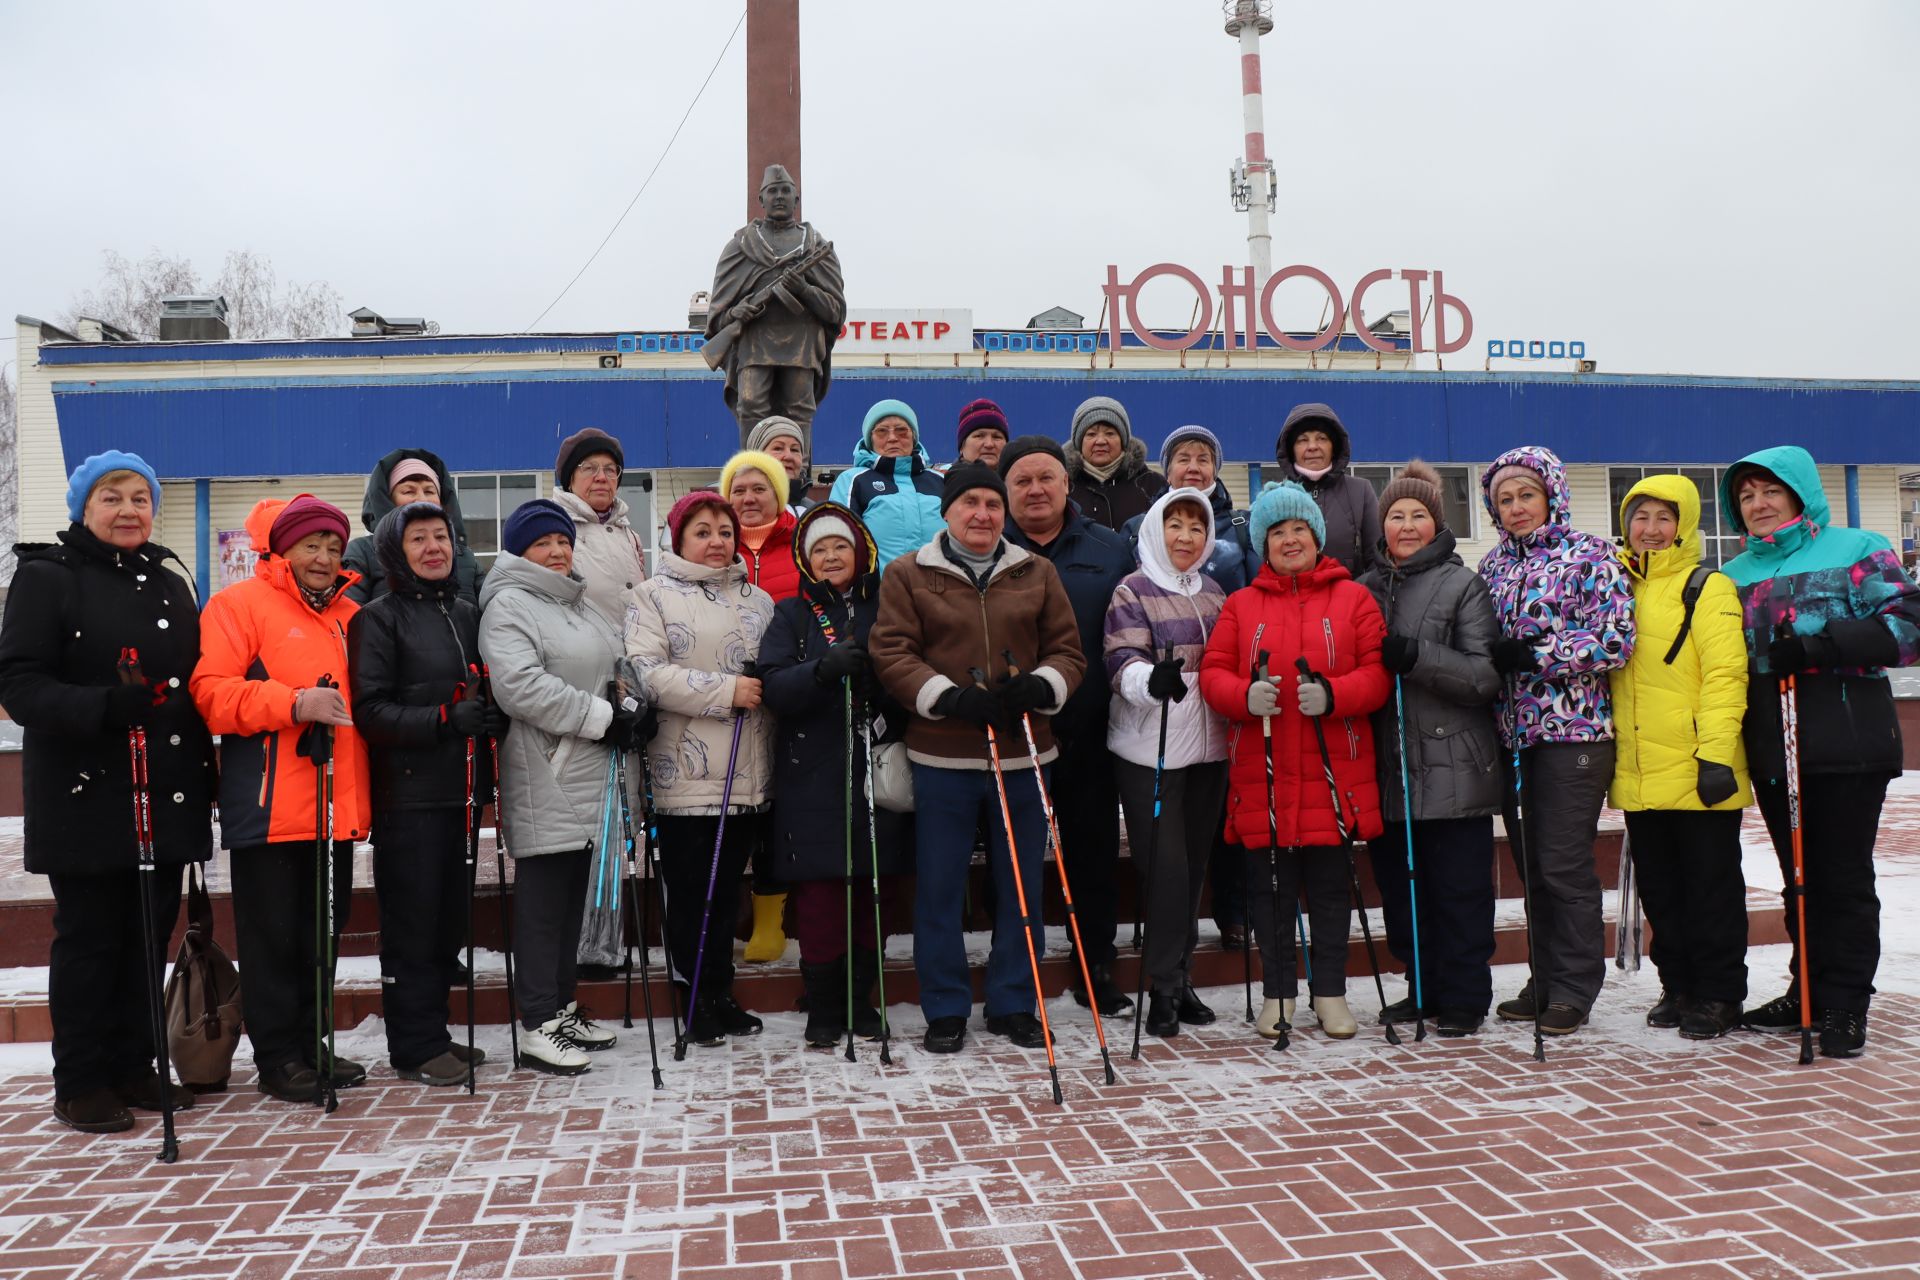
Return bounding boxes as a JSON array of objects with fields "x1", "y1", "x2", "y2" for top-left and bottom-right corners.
[
  {"x1": 1000, "y1": 436, "x2": 1136, "y2": 1014},
  {"x1": 348, "y1": 502, "x2": 508, "y2": 1086}
]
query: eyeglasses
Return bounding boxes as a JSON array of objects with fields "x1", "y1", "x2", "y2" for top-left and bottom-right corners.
[{"x1": 577, "y1": 464, "x2": 621, "y2": 480}]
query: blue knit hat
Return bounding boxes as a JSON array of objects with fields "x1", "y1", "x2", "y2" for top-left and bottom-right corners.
[
  {"x1": 861, "y1": 399, "x2": 919, "y2": 449},
  {"x1": 66, "y1": 450, "x2": 160, "y2": 522},
  {"x1": 502, "y1": 498, "x2": 576, "y2": 557},
  {"x1": 1248, "y1": 480, "x2": 1324, "y2": 555}
]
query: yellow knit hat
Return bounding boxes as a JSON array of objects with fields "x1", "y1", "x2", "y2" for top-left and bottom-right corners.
[{"x1": 718, "y1": 449, "x2": 790, "y2": 511}]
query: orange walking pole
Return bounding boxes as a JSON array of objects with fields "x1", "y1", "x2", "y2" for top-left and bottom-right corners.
[
  {"x1": 973, "y1": 667, "x2": 1064, "y2": 1105},
  {"x1": 1004, "y1": 651, "x2": 1115, "y2": 1085}
]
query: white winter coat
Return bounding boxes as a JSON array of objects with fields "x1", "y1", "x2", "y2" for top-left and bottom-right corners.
[{"x1": 553, "y1": 489, "x2": 648, "y2": 630}]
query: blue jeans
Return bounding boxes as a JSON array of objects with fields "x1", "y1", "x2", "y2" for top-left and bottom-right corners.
[{"x1": 912, "y1": 762, "x2": 1049, "y2": 1021}]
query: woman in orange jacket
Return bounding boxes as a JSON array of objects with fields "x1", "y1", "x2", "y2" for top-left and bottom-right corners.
[{"x1": 191, "y1": 495, "x2": 372, "y2": 1104}]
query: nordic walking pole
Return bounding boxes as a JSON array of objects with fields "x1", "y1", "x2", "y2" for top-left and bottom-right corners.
[
  {"x1": 1392, "y1": 672, "x2": 1427, "y2": 1042},
  {"x1": 973, "y1": 667, "x2": 1064, "y2": 1106},
  {"x1": 681, "y1": 662, "x2": 753, "y2": 1061},
  {"x1": 610, "y1": 681, "x2": 664, "y2": 1088},
  {"x1": 1614, "y1": 831, "x2": 1642, "y2": 972},
  {"x1": 1778, "y1": 628, "x2": 1814, "y2": 1066},
  {"x1": 309, "y1": 674, "x2": 340, "y2": 1113},
  {"x1": 481, "y1": 666, "x2": 521, "y2": 1070},
  {"x1": 1003, "y1": 653, "x2": 1115, "y2": 1086},
  {"x1": 859, "y1": 707, "x2": 892, "y2": 1065},
  {"x1": 462, "y1": 674, "x2": 481, "y2": 1094},
  {"x1": 633, "y1": 730, "x2": 685, "y2": 1054},
  {"x1": 843, "y1": 680, "x2": 858, "y2": 1063},
  {"x1": 1503, "y1": 671, "x2": 1548, "y2": 1064},
  {"x1": 1254, "y1": 648, "x2": 1290, "y2": 1051},
  {"x1": 1130, "y1": 644, "x2": 1174, "y2": 1060},
  {"x1": 119, "y1": 649, "x2": 179, "y2": 1163},
  {"x1": 1296, "y1": 658, "x2": 1400, "y2": 1048}
]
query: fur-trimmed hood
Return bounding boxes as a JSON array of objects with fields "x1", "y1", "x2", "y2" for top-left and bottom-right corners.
[{"x1": 1064, "y1": 435, "x2": 1153, "y2": 481}]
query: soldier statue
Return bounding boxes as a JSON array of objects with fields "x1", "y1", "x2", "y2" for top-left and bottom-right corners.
[{"x1": 704, "y1": 164, "x2": 846, "y2": 448}]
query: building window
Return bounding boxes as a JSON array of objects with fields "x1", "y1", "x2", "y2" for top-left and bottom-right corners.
[
  {"x1": 1607, "y1": 467, "x2": 1742, "y2": 568},
  {"x1": 1352, "y1": 465, "x2": 1477, "y2": 540},
  {"x1": 455, "y1": 472, "x2": 656, "y2": 571}
]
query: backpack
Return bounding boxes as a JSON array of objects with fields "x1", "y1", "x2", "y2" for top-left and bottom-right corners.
[
  {"x1": 164, "y1": 864, "x2": 244, "y2": 1093},
  {"x1": 1661, "y1": 566, "x2": 1717, "y2": 665}
]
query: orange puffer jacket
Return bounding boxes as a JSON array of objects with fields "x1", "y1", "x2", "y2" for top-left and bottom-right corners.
[{"x1": 190, "y1": 500, "x2": 372, "y2": 847}]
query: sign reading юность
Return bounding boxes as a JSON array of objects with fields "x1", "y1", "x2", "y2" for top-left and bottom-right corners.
[{"x1": 1103, "y1": 263, "x2": 1474, "y2": 353}]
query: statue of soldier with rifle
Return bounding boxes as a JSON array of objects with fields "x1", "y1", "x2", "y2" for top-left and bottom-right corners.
[{"x1": 704, "y1": 163, "x2": 846, "y2": 449}]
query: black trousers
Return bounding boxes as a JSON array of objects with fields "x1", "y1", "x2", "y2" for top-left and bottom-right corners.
[
  {"x1": 374, "y1": 808, "x2": 469, "y2": 1070},
  {"x1": 47, "y1": 865, "x2": 185, "y2": 1099},
  {"x1": 1053, "y1": 737, "x2": 1120, "y2": 968},
  {"x1": 1623, "y1": 809, "x2": 1748, "y2": 1004},
  {"x1": 1117, "y1": 759, "x2": 1227, "y2": 991},
  {"x1": 1370, "y1": 817, "x2": 1496, "y2": 1015},
  {"x1": 657, "y1": 812, "x2": 765, "y2": 996},
  {"x1": 1754, "y1": 773, "x2": 1887, "y2": 1015},
  {"x1": 1502, "y1": 741, "x2": 1612, "y2": 1012},
  {"x1": 1209, "y1": 821, "x2": 1246, "y2": 928},
  {"x1": 230, "y1": 841, "x2": 355, "y2": 1073},
  {"x1": 513, "y1": 848, "x2": 590, "y2": 1029},
  {"x1": 1247, "y1": 845, "x2": 1350, "y2": 997}
]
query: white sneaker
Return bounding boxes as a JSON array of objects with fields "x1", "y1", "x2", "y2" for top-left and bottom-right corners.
[
  {"x1": 1313, "y1": 995, "x2": 1357, "y2": 1039},
  {"x1": 1255, "y1": 997, "x2": 1297, "y2": 1039},
  {"x1": 557, "y1": 1001, "x2": 617, "y2": 1051},
  {"x1": 519, "y1": 1018, "x2": 592, "y2": 1075}
]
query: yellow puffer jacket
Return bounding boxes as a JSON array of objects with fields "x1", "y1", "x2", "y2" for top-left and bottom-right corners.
[{"x1": 1609, "y1": 474, "x2": 1751, "y2": 812}]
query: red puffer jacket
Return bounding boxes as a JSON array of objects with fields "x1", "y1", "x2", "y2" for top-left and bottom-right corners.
[{"x1": 1199, "y1": 555, "x2": 1390, "y2": 849}]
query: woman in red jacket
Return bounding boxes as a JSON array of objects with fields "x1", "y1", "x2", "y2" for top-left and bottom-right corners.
[{"x1": 1201, "y1": 481, "x2": 1389, "y2": 1041}]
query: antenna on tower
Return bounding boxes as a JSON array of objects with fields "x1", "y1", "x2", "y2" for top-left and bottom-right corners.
[{"x1": 1223, "y1": 0, "x2": 1276, "y2": 284}]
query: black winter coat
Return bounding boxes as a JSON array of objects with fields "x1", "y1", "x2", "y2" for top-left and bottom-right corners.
[
  {"x1": 343, "y1": 447, "x2": 481, "y2": 606},
  {"x1": 1007, "y1": 511, "x2": 1132, "y2": 745},
  {"x1": 0, "y1": 527, "x2": 214, "y2": 875},
  {"x1": 760, "y1": 575, "x2": 912, "y2": 882},
  {"x1": 1358, "y1": 530, "x2": 1504, "y2": 822},
  {"x1": 347, "y1": 518, "x2": 489, "y2": 817},
  {"x1": 1274, "y1": 403, "x2": 1382, "y2": 577},
  {"x1": 1065, "y1": 437, "x2": 1169, "y2": 531}
]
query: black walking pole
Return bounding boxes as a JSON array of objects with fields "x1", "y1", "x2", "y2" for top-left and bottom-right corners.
[
  {"x1": 858, "y1": 706, "x2": 893, "y2": 1066},
  {"x1": 634, "y1": 728, "x2": 687, "y2": 1055},
  {"x1": 1503, "y1": 673, "x2": 1548, "y2": 1064},
  {"x1": 1295, "y1": 658, "x2": 1400, "y2": 1048},
  {"x1": 1777, "y1": 633, "x2": 1815, "y2": 1067},
  {"x1": 1130, "y1": 645, "x2": 1173, "y2": 1060},
  {"x1": 480, "y1": 666, "x2": 522, "y2": 1070},
  {"x1": 119, "y1": 649, "x2": 179, "y2": 1162},
  {"x1": 610, "y1": 680, "x2": 665, "y2": 1088},
  {"x1": 306, "y1": 675, "x2": 341, "y2": 1113},
  {"x1": 462, "y1": 675, "x2": 482, "y2": 1094},
  {"x1": 1253, "y1": 646, "x2": 1289, "y2": 1051}
]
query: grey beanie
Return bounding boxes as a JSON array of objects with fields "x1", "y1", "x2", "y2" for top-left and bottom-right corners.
[
  {"x1": 746, "y1": 415, "x2": 805, "y2": 456},
  {"x1": 1160, "y1": 424, "x2": 1222, "y2": 471},
  {"x1": 1070, "y1": 396, "x2": 1133, "y2": 451}
]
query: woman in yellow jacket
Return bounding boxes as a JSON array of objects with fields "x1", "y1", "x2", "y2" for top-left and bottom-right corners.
[{"x1": 1610, "y1": 474, "x2": 1752, "y2": 1040}]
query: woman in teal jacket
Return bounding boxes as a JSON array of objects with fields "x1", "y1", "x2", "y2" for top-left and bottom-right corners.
[
  {"x1": 1719, "y1": 446, "x2": 1920, "y2": 1058},
  {"x1": 825, "y1": 399, "x2": 945, "y2": 568}
]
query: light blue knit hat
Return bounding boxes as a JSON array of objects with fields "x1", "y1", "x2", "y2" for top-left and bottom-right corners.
[
  {"x1": 66, "y1": 450, "x2": 160, "y2": 522},
  {"x1": 861, "y1": 399, "x2": 919, "y2": 449},
  {"x1": 1248, "y1": 480, "x2": 1324, "y2": 555}
]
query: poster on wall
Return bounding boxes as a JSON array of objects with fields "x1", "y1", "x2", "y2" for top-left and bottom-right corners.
[{"x1": 219, "y1": 529, "x2": 257, "y2": 590}]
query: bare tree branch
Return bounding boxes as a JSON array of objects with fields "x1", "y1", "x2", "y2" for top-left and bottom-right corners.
[
  {"x1": 62, "y1": 248, "x2": 346, "y2": 340},
  {"x1": 0, "y1": 367, "x2": 18, "y2": 586}
]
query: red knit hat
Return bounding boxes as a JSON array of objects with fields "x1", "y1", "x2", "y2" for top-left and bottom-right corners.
[
  {"x1": 269, "y1": 494, "x2": 351, "y2": 555},
  {"x1": 665, "y1": 490, "x2": 738, "y2": 555}
]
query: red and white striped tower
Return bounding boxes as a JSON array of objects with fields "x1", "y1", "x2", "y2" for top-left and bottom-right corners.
[{"x1": 1224, "y1": 1, "x2": 1275, "y2": 283}]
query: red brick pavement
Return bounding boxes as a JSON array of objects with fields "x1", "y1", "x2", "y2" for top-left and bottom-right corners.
[{"x1": 1, "y1": 981, "x2": 1917, "y2": 1280}]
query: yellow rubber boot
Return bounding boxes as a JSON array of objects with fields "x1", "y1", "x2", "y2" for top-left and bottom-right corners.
[{"x1": 743, "y1": 892, "x2": 789, "y2": 963}]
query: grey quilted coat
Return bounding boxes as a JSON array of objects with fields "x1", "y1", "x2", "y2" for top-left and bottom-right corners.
[
  {"x1": 1358, "y1": 529, "x2": 1504, "y2": 822},
  {"x1": 477, "y1": 552, "x2": 620, "y2": 858}
]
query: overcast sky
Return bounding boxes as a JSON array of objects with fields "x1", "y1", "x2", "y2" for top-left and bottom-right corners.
[{"x1": 3, "y1": 2, "x2": 1915, "y2": 380}]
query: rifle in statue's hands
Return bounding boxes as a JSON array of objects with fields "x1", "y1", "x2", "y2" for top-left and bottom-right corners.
[{"x1": 702, "y1": 238, "x2": 836, "y2": 370}]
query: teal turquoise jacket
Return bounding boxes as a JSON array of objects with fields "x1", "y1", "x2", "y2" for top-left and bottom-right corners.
[{"x1": 1719, "y1": 445, "x2": 1920, "y2": 781}]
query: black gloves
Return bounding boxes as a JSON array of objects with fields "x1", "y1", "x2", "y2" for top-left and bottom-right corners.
[
  {"x1": 1696, "y1": 760, "x2": 1739, "y2": 808},
  {"x1": 996, "y1": 672, "x2": 1055, "y2": 717},
  {"x1": 1490, "y1": 637, "x2": 1540, "y2": 675},
  {"x1": 1147, "y1": 656, "x2": 1188, "y2": 702},
  {"x1": 104, "y1": 682, "x2": 159, "y2": 727},
  {"x1": 482, "y1": 702, "x2": 511, "y2": 738},
  {"x1": 1380, "y1": 635, "x2": 1419, "y2": 675},
  {"x1": 604, "y1": 699, "x2": 651, "y2": 750},
  {"x1": 936, "y1": 685, "x2": 1000, "y2": 727},
  {"x1": 443, "y1": 698, "x2": 487, "y2": 738},
  {"x1": 815, "y1": 642, "x2": 870, "y2": 686},
  {"x1": 1766, "y1": 631, "x2": 1836, "y2": 675}
]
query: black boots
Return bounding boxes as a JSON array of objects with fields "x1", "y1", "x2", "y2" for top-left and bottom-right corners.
[
  {"x1": 1072, "y1": 962, "x2": 1134, "y2": 1016},
  {"x1": 800, "y1": 951, "x2": 886, "y2": 1049},
  {"x1": 1145, "y1": 990, "x2": 1180, "y2": 1038}
]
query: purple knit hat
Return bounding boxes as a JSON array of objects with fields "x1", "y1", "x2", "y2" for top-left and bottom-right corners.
[{"x1": 955, "y1": 398, "x2": 1009, "y2": 453}]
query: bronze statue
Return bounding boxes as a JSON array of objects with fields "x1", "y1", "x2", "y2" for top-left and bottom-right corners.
[{"x1": 704, "y1": 164, "x2": 846, "y2": 448}]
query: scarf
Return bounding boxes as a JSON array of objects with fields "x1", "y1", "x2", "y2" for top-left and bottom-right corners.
[
  {"x1": 1293, "y1": 463, "x2": 1333, "y2": 482},
  {"x1": 1080, "y1": 454, "x2": 1124, "y2": 484}
]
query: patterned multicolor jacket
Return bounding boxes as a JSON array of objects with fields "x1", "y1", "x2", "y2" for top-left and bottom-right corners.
[
  {"x1": 1477, "y1": 446, "x2": 1636, "y2": 749},
  {"x1": 1719, "y1": 445, "x2": 1920, "y2": 780}
]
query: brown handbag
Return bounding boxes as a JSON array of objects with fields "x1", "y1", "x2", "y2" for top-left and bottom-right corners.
[{"x1": 163, "y1": 863, "x2": 244, "y2": 1093}]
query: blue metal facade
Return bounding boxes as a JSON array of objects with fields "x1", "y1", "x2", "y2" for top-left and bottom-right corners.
[{"x1": 49, "y1": 363, "x2": 1920, "y2": 477}]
